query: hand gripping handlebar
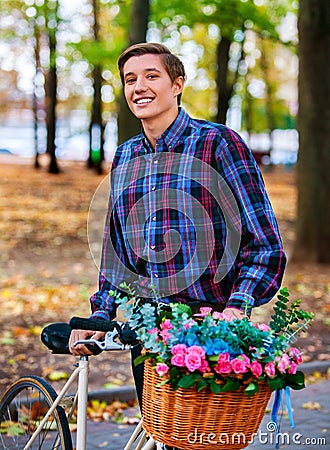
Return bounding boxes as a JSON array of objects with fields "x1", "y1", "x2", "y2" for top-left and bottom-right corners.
[{"x1": 69, "y1": 317, "x2": 139, "y2": 350}]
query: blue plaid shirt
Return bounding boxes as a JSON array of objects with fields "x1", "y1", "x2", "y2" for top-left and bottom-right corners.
[{"x1": 90, "y1": 108, "x2": 286, "y2": 319}]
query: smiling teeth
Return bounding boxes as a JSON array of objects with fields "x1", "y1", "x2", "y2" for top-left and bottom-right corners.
[{"x1": 136, "y1": 98, "x2": 152, "y2": 104}]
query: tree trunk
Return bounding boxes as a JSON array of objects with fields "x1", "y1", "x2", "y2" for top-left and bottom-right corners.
[
  {"x1": 215, "y1": 36, "x2": 231, "y2": 125},
  {"x1": 293, "y1": 0, "x2": 330, "y2": 263},
  {"x1": 46, "y1": 0, "x2": 60, "y2": 174},
  {"x1": 117, "y1": 0, "x2": 150, "y2": 145},
  {"x1": 88, "y1": 0, "x2": 104, "y2": 174},
  {"x1": 33, "y1": 24, "x2": 41, "y2": 169},
  {"x1": 260, "y1": 39, "x2": 275, "y2": 162}
]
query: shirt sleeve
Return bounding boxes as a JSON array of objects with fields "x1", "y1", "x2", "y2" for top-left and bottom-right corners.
[
  {"x1": 216, "y1": 128, "x2": 287, "y2": 315},
  {"x1": 89, "y1": 164, "x2": 133, "y2": 321}
]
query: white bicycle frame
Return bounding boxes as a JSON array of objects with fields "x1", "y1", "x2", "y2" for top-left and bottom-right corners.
[{"x1": 23, "y1": 328, "x2": 156, "y2": 450}]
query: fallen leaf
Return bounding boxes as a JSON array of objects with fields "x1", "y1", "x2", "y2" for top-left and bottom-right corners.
[
  {"x1": 302, "y1": 401, "x2": 322, "y2": 410},
  {"x1": 47, "y1": 371, "x2": 69, "y2": 381}
]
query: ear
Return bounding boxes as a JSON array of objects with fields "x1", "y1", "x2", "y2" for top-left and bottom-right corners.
[{"x1": 173, "y1": 76, "x2": 184, "y2": 98}]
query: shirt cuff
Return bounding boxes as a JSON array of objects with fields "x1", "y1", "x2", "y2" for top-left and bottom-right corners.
[
  {"x1": 90, "y1": 310, "x2": 111, "y2": 321},
  {"x1": 226, "y1": 292, "x2": 255, "y2": 316}
]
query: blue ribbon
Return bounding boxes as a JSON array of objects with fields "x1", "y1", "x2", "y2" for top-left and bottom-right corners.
[
  {"x1": 270, "y1": 387, "x2": 295, "y2": 449},
  {"x1": 285, "y1": 386, "x2": 295, "y2": 428}
]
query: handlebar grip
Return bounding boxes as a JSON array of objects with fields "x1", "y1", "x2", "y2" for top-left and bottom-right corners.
[{"x1": 69, "y1": 317, "x2": 118, "y2": 332}]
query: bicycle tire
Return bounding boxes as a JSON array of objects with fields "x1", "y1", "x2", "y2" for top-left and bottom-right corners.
[{"x1": 0, "y1": 375, "x2": 72, "y2": 450}]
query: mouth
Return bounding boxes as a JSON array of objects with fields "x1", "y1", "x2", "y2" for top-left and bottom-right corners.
[{"x1": 134, "y1": 97, "x2": 154, "y2": 105}]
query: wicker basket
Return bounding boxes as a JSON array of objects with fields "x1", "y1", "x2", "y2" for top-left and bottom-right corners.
[{"x1": 142, "y1": 360, "x2": 272, "y2": 450}]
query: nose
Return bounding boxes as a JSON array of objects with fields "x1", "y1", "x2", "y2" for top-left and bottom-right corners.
[{"x1": 134, "y1": 76, "x2": 147, "y2": 93}]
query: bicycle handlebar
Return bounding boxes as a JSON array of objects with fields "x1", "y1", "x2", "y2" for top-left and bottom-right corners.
[
  {"x1": 69, "y1": 316, "x2": 120, "y2": 333},
  {"x1": 69, "y1": 316, "x2": 139, "y2": 347}
]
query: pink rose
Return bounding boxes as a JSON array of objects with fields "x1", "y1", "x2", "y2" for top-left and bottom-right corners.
[
  {"x1": 187, "y1": 345, "x2": 206, "y2": 357},
  {"x1": 183, "y1": 320, "x2": 196, "y2": 330},
  {"x1": 155, "y1": 363, "x2": 169, "y2": 376},
  {"x1": 214, "y1": 360, "x2": 232, "y2": 375},
  {"x1": 239, "y1": 354, "x2": 251, "y2": 367},
  {"x1": 185, "y1": 353, "x2": 202, "y2": 372},
  {"x1": 250, "y1": 361, "x2": 263, "y2": 378},
  {"x1": 231, "y1": 357, "x2": 249, "y2": 374},
  {"x1": 160, "y1": 319, "x2": 173, "y2": 331},
  {"x1": 160, "y1": 319, "x2": 174, "y2": 342},
  {"x1": 211, "y1": 311, "x2": 232, "y2": 321},
  {"x1": 277, "y1": 354, "x2": 290, "y2": 374},
  {"x1": 252, "y1": 323, "x2": 271, "y2": 332},
  {"x1": 194, "y1": 307, "x2": 213, "y2": 317},
  {"x1": 147, "y1": 328, "x2": 158, "y2": 334},
  {"x1": 289, "y1": 348, "x2": 303, "y2": 364},
  {"x1": 288, "y1": 362, "x2": 298, "y2": 375},
  {"x1": 160, "y1": 330, "x2": 171, "y2": 344},
  {"x1": 265, "y1": 362, "x2": 276, "y2": 378},
  {"x1": 199, "y1": 358, "x2": 211, "y2": 373},
  {"x1": 171, "y1": 354, "x2": 186, "y2": 367},
  {"x1": 218, "y1": 352, "x2": 230, "y2": 363},
  {"x1": 214, "y1": 352, "x2": 232, "y2": 374},
  {"x1": 171, "y1": 344, "x2": 187, "y2": 355}
]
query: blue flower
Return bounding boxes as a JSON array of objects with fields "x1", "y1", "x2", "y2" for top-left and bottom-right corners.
[{"x1": 203, "y1": 338, "x2": 230, "y2": 355}]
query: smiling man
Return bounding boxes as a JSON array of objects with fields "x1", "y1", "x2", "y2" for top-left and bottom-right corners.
[
  {"x1": 120, "y1": 51, "x2": 184, "y2": 147},
  {"x1": 69, "y1": 42, "x2": 286, "y2": 450}
]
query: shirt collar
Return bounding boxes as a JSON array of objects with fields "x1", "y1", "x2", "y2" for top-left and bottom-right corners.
[
  {"x1": 142, "y1": 108, "x2": 190, "y2": 152},
  {"x1": 161, "y1": 108, "x2": 190, "y2": 150}
]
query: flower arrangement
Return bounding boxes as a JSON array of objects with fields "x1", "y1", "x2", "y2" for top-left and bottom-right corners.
[{"x1": 113, "y1": 286, "x2": 313, "y2": 397}]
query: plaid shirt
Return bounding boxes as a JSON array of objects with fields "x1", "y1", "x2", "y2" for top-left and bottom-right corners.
[{"x1": 90, "y1": 108, "x2": 286, "y2": 319}]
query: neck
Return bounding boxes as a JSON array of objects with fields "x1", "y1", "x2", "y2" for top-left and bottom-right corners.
[{"x1": 142, "y1": 108, "x2": 179, "y2": 149}]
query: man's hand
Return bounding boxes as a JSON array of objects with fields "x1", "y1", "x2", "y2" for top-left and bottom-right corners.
[
  {"x1": 69, "y1": 329, "x2": 106, "y2": 356},
  {"x1": 222, "y1": 307, "x2": 247, "y2": 320}
]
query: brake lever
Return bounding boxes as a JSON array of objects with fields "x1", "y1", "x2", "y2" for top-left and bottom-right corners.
[{"x1": 74, "y1": 328, "x2": 132, "y2": 351}]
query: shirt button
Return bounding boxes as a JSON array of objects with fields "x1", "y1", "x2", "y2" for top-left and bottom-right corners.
[
  {"x1": 152, "y1": 216, "x2": 156, "y2": 221},
  {"x1": 150, "y1": 245, "x2": 155, "y2": 249},
  {"x1": 154, "y1": 273, "x2": 159, "y2": 278},
  {"x1": 151, "y1": 186, "x2": 156, "y2": 191}
]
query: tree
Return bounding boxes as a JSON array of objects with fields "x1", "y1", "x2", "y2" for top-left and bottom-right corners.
[
  {"x1": 293, "y1": 0, "x2": 330, "y2": 263},
  {"x1": 44, "y1": 0, "x2": 60, "y2": 174},
  {"x1": 151, "y1": 0, "x2": 294, "y2": 127},
  {"x1": 117, "y1": 0, "x2": 150, "y2": 144},
  {"x1": 88, "y1": 0, "x2": 105, "y2": 174}
]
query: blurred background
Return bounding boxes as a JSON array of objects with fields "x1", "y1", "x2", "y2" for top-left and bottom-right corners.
[
  {"x1": 1, "y1": 0, "x2": 301, "y2": 169},
  {"x1": 0, "y1": 0, "x2": 329, "y2": 397}
]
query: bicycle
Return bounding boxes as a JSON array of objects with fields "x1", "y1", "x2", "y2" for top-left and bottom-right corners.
[{"x1": 0, "y1": 316, "x2": 157, "y2": 450}]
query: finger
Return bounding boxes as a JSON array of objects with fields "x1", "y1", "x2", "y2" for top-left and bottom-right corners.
[
  {"x1": 69, "y1": 330, "x2": 92, "y2": 355},
  {"x1": 91, "y1": 331, "x2": 106, "y2": 341},
  {"x1": 223, "y1": 308, "x2": 246, "y2": 320}
]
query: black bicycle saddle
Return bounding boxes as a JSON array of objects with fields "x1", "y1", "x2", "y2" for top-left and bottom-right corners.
[
  {"x1": 41, "y1": 322, "x2": 103, "y2": 355},
  {"x1": 41, "y1": 322, "x2": 72, "y2": 354}
]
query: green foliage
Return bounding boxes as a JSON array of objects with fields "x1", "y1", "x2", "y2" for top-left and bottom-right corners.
[
  {"x1": 118, "y1": 286, "x2": 311, "y2": 396},
  {"x1": 269, "y1": 287, "x2": 314, "y2": 339}
]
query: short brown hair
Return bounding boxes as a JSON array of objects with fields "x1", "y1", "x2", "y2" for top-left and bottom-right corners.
[{"x1": 118, "y1": 42, "x2": 186, "y2": 105}]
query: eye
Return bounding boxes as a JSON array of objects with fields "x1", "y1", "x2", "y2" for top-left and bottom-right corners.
[
  {"x1": 125, "y1": 77, "x2": 136, "y2": 85},
  {"x1": 147, "y1": 74, "x2": 158, "y2": 79}
]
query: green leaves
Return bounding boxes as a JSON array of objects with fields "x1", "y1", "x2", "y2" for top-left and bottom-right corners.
[
  {"x1": 285, "y1": 371, "x2": 305, "y2": 390},
  {"x1": 219, "y1": 377, "x2": 241, "y2": 392},
  {"x1": 267, "y1": 375, "x2": 285, "y2": 391},
  {"x1": 244, "y1": 381, "x2": 259, "y2": 397},
  {"x1": 267, "y1": 370, "x2": 305, "y2": 392},
  {"x1": 269, "y1": 287, "x2": 314, "y2": 338},
  {"x1": 177, "y1": 373, "x2": 201, "y2": 389}
]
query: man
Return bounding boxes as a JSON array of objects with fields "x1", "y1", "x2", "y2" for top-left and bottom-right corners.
[{"x1": 70, "y1": 43, "x2": 286, "y2": 447}]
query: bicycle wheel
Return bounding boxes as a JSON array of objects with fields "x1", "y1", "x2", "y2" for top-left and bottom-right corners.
[{"x1": 0, "y1": 375, "x2": 72, "y2": 450}]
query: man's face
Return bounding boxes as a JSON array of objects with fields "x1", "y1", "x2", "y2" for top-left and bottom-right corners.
[{"x1": 122, "y1": 54, "x2": 183, "y2": 123}]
